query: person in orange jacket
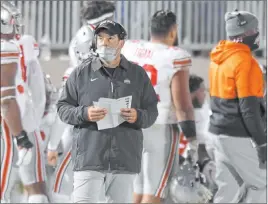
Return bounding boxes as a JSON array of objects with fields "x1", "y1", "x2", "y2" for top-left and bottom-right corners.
[{"x1": 208, "y1": 9, "x2": 266, "y2": 203}]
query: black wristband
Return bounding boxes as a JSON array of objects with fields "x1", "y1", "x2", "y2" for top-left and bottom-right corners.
[
  {"x1": 15, "y1": 130, "x2": 29, "y2": 146},
  {"x1": 15, "y1": 130, "x2": 33, "y2": 149},
  {"x1": 178, "y1": 120, "x2": 196, "y2": 139}
]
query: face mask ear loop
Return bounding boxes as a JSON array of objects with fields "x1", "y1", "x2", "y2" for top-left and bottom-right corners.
[{"x1": 114, "y1": 43, "x2": 121, "y2": 58}]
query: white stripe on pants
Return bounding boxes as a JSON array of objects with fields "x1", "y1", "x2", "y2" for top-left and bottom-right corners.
[
  {"x1": 209, "y1": 133, "x2": 267, "y2": 203},
  {"x1": 73, "y1": 170, "x2": 135, "y2": 203}
]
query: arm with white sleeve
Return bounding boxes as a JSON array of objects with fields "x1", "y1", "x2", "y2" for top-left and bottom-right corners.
[
  {"x1": 27, "y1": 58, "x2": 46, "y2": 125},
  {"x1": 170, "y1": 51, "x2": 197, "y2": 149},
  {"x1": 19, "y1": 35, "x2": 46, "y2": 125},
  {"x1": 46, "y1": 103, "x2": 66, "y2": 166},
  {"x1": 47, "y1": 115, "x2": 69, "y2": 151},
  {"x1": 1, "y1": 40, "x2": 33, "y2": 165},
  {"x1": 1, "y1": 40, "x2": 24, "y2": 135}
]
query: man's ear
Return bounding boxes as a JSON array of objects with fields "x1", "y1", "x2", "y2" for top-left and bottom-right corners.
[
  {"x1": 119, "y1": 40, "x2": 125, "y2": 48},
  {"x1": 170, "y1": 25, "x2": 177, "y2": 39}
]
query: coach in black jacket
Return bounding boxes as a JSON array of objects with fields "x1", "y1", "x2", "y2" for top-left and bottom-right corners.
[{"x1": 57, "y1": 20, "x2": 158, "y2": 203}]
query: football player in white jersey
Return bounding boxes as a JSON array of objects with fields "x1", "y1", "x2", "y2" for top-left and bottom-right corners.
[
  {"x1": 69, "y1": 0, "x2": 115, "y2": 67},
  {"x1": 121, "y1": 10, "x2": 198, "y2": 203},
  {"x1": 1, "y1": 3, "x2": 34, "y2": 203},
  {"x1": 16, "y1": 34, "x2": 48, "y2": 203},
  {"x1": 186, "y1": 74, "x2": 210, "y2": 158},
  {"x1": 1, "y1": 2, "x2": 48, "y2": 203},
  {"x1": 166, "y1": 75, "x2": 216, "y2": 204}
]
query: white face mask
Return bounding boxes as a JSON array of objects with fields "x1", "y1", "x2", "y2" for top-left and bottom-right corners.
[{"x1": 96, "y1": 45, "x2": 119, "y2": 63}]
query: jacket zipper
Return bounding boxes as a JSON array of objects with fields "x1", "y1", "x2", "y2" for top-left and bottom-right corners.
[
  {"x1": 111, "y1": 81, "x2": 114, "y2": 94},
  {"x1": 108, "y1": 80, "x2": 114, "y2": 172}
]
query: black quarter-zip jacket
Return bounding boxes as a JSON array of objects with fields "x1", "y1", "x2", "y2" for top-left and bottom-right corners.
[{"x1": 57, "y1": 55, "x2": 158, "y2": 174}]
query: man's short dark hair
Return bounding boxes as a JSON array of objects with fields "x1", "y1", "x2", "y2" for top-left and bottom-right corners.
[
  {"x1": 189, "y1": 74, "x2": 204, "y2": 93},
  {"x1": 150, "y1": 10, "x2": 177, "y2": 37},
  {"x1": 81, "y1": 1, "x2": 115, "y2": 21}
]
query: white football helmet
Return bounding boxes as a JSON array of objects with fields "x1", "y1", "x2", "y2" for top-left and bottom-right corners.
[
  {"x1": 198, "y1": 159, "x2": 218, "y2": 195},
  {"x1": 1, "y1": 1, "x2": 22, "y2": 35},
  {"x1": 73, "y1": 25, "x2": 95, "y2": 64},
  {"x1": 169, "y1": 157, "x2": 213, "y2": 203}
]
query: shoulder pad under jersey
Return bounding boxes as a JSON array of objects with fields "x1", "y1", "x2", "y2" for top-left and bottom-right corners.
[
  {"x1": 1, "y1": 39, "x2": 20, "y2": 64},
  {"x1": 18, "y1": 35, "x2": 39, "y2": 62},
  {"x1": 169, "y1": 47, "x2": 192, "y2": 71}
]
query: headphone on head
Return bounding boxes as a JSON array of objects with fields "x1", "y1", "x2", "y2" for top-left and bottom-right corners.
[
  {"x1": 92, "y1": 21, "x2": 127, "y2": 51},
  {"x1": 234, "y1": 9, "x2": 247, "y2": 27}
]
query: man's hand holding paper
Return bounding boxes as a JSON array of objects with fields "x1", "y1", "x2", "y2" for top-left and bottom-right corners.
[
  {"x1": 120, "y1": 108, "x2": 137, "y2": 123},
  {"x1": 87, "y1": 106, "x2": 107, "y2": 122}
]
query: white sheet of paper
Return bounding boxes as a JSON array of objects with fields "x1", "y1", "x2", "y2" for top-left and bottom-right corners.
[
  {"x1": 94, "y1": 96, "x2": 132, "y2": 130},
  {"x1": 114, "y1": 96, "x2": 132, "y2": 125},
  {"x1": 122, "y1": 95, "x2": 132, "y2": 108},
  {"x1": 99, "y1": 98, "x2": 115, "y2": 103},
  {"x1": 93, "y1": 101, "x2": 98, "y2": 106},
  {"x1": 94, "y1": 101, "x2": 114, "y2": 130}
]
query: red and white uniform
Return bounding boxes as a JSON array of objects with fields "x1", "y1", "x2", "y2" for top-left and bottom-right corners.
[
  {"x1": 0, "y1": 36, "x2": 46, "y2": 202},
  {"x1": 121, "y1": 40, "x2": 192, "y2": 198},
  {"x1": 16, "y1": 35, "x2": 46, "y2": 132},
  {"x1": 122, "y1": 40, "x2": 191, "y2": 124},
  {"x1": 1, "y1": 39, "x2": 20, "y2": 202}
]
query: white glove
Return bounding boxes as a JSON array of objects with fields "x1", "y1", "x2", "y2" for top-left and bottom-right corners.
[
  {"x1": 187, "y1": 139, "x2": 199, "y2": 163},
  {"x1": 172, "y1": 177, "x2": 213, "y2": 203},
  {"x1": 189, "y1": 182, "x2": 214, "y2": 203},
  {"x1": 16, "y1": 148, "x2": 33, "y2": 166},
  {"x1": 189, "y1": 139, "x2": 198, "y2": 151},
  {"x1": 13, "y1": 131, "x2": 33, "y2": 166},
  {"x1": 202, "y1": 160, "x2": 217, "y2": 188}
]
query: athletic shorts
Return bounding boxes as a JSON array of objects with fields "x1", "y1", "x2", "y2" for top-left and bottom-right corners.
[
  {"x1": 133, "y1": 124, "x2": 180, "y2": 198},
  {"x1": 1, "y1": 119, "x2": 46, "y2": 201}
]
